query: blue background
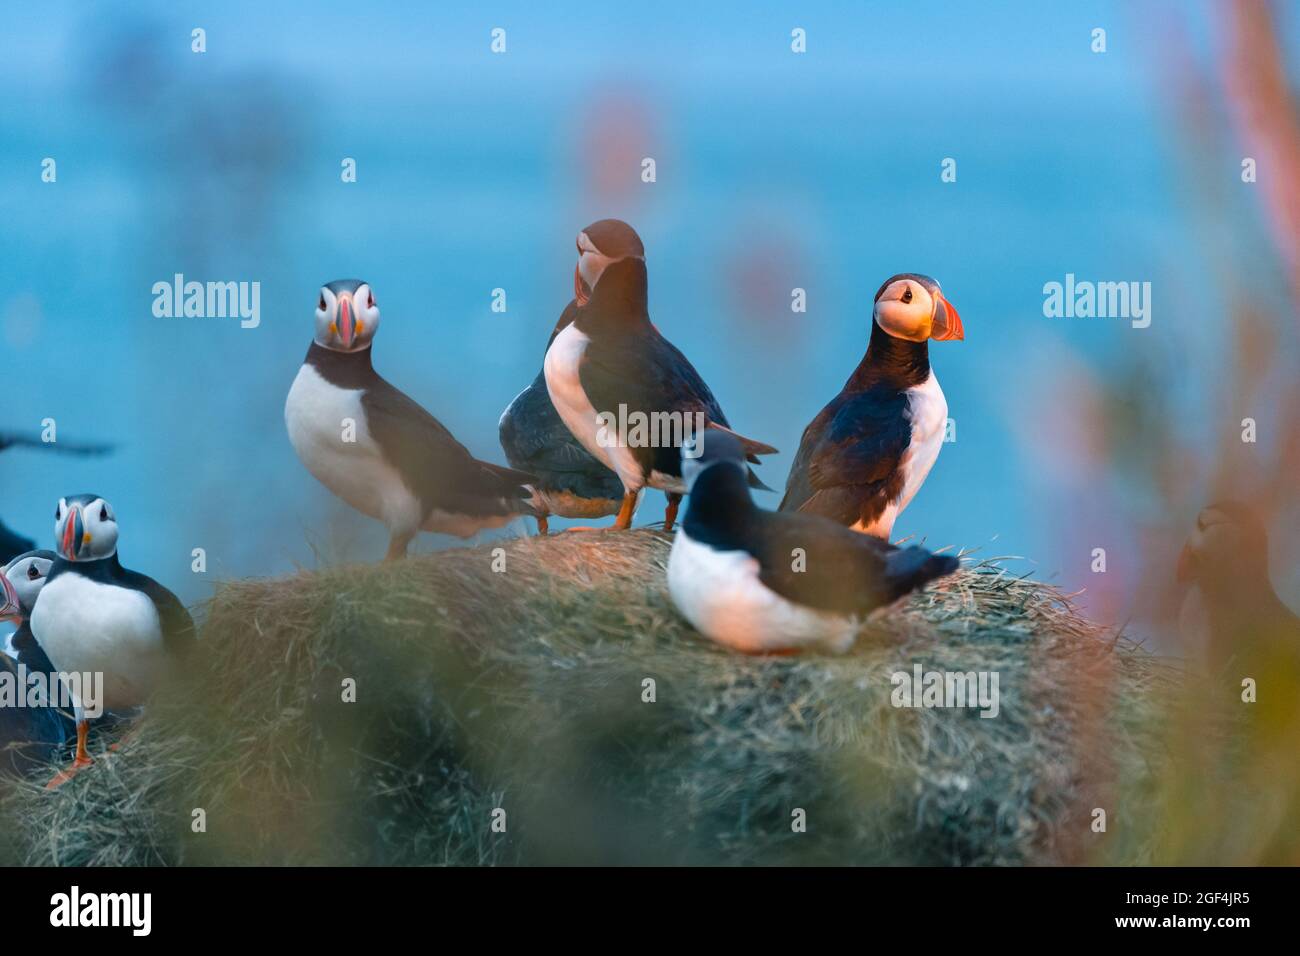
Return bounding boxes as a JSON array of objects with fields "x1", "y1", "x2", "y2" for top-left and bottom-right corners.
[{"x1": 2, "y1": 2, "x2": 1295, "y2": 645}]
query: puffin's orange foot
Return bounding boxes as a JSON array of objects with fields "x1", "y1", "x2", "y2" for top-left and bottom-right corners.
[
  {"x1": 45, "y1": 755, "x2": 94, "y2": 790},
  {"x1": 563, "y1": 525, "x2": 610, "y2": 533}
]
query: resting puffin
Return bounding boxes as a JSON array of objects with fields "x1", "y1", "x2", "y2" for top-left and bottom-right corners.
[
  {"x1": 30, "y1": 495, "x2": 194, "y2": 786},
  {"x1": 544, "y1": 219, "x2": 777, "y2": 531},
  {"x1": 0, "y1": 431, "x2": 114, "y2": 564},
  {"x1": 0, "y1": 550, "x2": 75, "y2": 775},
  {"x1": 667, "y1": 432, "x2": 959, "y2": 654},
  {"x1": 1177, "y1": 502, "x2": 1300, "y2": 679},
  {"x1": 285, "y1": 279, "x2": 536, "y2": 559},
  {"x1": 499, "y1": 299, "x2": 625, "y2": 534},
  {"x1": 780, "y1": 273, "x2": 963, "y2": 538}
]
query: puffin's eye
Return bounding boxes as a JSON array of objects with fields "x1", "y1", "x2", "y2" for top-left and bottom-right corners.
[
  {"x1": 902, "y1": 287, "x2": 913, "y2": 304},
  {"x1": 100, "y1": 505, "x2": 109, "y2": 521},
  {"x1": 367, "y1": 291, "x2": 375, "y2": 308},
  {"x1": 27, "y1": 565, "x2": 39, "y2": 580},
  {"x1": 55, "y1": 505, "x2": 62, "y2": 520},
  {"x1": 318, "y1": 294, "x2": 327, "y2": 311}
]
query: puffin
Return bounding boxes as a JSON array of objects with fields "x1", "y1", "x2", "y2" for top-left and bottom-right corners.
[
  {"x1": 1177, "y1": 502, "x2": 1299, "y2": 680},
  {"x1": 667, "y1": 432, "x2": 959, "y2": 653},
  {"x1": 0, "y1": 549, "x2": 75, "y2": 775},
  {"x1": 30, "y1": 494, "x2": 194, "y2": 786},
  {"x1": 780, "y1": 273, "x2": 963, "y2": 538},
  {"x1": 0, "y1": 431, "x2": 114, "y2": 564},
  {"x1": 498, "y1": 299, "x2": 625, "y2": 534},
  {"x1": 544, "y1": 219, "x2": 777, "y2": 531},
  {"x1": 285, "y1": 279, "x2": 536, "y2": 559}
]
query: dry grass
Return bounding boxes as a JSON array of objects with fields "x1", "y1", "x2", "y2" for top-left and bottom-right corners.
[{"x1": 0, "y1": 530, "x2": 1190, "y2": 865}]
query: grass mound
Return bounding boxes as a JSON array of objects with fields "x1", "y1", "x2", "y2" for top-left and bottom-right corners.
[{"x1": 0, "y1": 530, "x2": 1185, "y2": 865}]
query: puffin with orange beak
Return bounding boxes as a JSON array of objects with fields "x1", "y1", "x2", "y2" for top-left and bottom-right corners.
[
  {"x1": 30, "y1": 495, "x2": 194, "y2": 787},
  {"x1": 286, "y1": 279, "x2": 537, "y2": 559},
  {"x1": 0, "y1": 430, "x2": 115, "y2": 564},
  {"x1": 545, "y1": 219, "x2": 778, "y2": 532},
  {"x1": 0, "y1": 550, "x2": 76, "y2": 776},
  {"x1": 780, "y1": 273, "x2": 964, "y2": 538}
]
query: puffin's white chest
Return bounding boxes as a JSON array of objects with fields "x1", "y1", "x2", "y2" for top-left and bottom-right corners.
[
  {"x1": 667, "y1": 531, "x2": 856, "y2": 654},
  {"x1": 852, "y1": 372, "x2": 948, "y2": 537},
  {"x1": 31, "y1": 572, "x2": 164, "y2": 709},
  {"x1": 898, "y1": 372, "x2": 948, "y2": 509},
  {"x1": 543, "y1": 325, "x2": 643, "y2": 490},
  {"x1": 285, "y1": 364, "x2": 422, "y2": 533}
]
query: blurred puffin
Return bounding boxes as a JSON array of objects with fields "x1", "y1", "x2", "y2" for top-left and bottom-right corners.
[
  {"x1": 499, "y1": 299, "x2": 625, "y2": 534},
  {"x1": 0, "y1": 550, "x2": 75, "y2": 775},
  {"x1": 667, "y1": 432, "x2": 959, "y2": 653},
  {"x1": 0, "y1": 431, "x2": 115, "y2": 564},
  {"x1": 544, "y1": 219, "x2": 777, "y2": 531},
  {"x1": 285, "y1": 279, "x2": 536, "y2": 559},
  {"x1": 31, "y1": 495, "x2": 194, "y2": 787},
  {"x1": 1177, "y1": 502, "x2": 1299, "y2": 678},
  {"x1": 781, "y1": 274, "x2": 963, "y2": 538}
]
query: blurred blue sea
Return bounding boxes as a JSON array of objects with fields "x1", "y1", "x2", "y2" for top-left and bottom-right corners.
[{"x1": 2, "y1": 2, "x2": 1295, "y2": 634}]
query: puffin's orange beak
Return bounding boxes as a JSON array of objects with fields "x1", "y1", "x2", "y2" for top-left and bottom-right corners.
[
  {"x1": 335, "y1": 294, "x2": 356, "y2": 348},
  {"x1": 0, "y1": 571, "x2": 19, "y2": 621},
  {"x1": 61, "y1": 505, "x2": 84, "y2": 561},
  {"x1": 930, "y1": 295, "x2": 964, "y2": 341}
]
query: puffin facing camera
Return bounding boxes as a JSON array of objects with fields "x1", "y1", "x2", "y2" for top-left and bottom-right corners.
[
  {"x1": 315, "y1": 279, "x2": 381, "y2": 352},
  {"x1": 53, "y1": 495, "x2": 118, "y2": 562}
]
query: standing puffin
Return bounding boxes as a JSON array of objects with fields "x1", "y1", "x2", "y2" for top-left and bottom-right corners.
[
  {"x1": 499, "y1": 299, "x2": 625, "y2": 534},
  {"x1": 780, "y1": 273, "x2": 963, "y2": 538},
  {"x1": 0, "y1": 431, "x2": 115, "y2": 564},
  {"x1": 667, "y1": 433, "x2": 959, "y2": 653},
  {"x1": 544, "y1": 219, "x2": 777, "y2": 531},
  {"x1": 0, "y1": 550, "x2": 75, "y2": 775},
  {"x1": 285, "y1": 279, "x2": 536, "y2": 559},
  {"x1": 30, "y1": 495, "x2": 194, "y2": 786}
]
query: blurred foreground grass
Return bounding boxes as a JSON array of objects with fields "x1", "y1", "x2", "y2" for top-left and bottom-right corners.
[{"x1": 0, "y1": 530, "x2": 1291, "y2": 866}]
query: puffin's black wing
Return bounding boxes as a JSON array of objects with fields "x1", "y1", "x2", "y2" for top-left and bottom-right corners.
[
  {"x1": 780, "y1": 389, "x2": 911, "y2": 525},
  {"x1": 118, "y1": 571, "x2": 196, "y2": 656},
  {"x1": 363, "y1": 378, "x2": 533, "y2": 516},
  {"x1": 0, "y1": 433, "x2": 114, "y2": 456},
  {"x1": 499, "y1": 373, "x2": 623, "y2": 499},
  {"x1": 751, "y1": 511, "x2": 958, "y2": 616},
  {"x1": 579, "y1": 331, "x2": 775, "y2": 480},
  {"x1": 1, "y1": 625, "x2": 76, "y2": 772}
]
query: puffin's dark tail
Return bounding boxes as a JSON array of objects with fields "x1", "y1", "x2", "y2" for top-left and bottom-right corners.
[
  {"x1": 705, "y1": 422, "x2": 778, "y2": 458},
  {"x1": 479, "y1": 461, "x2": 536, "y2": 491},
  {"x1": 478, "y1": 461, "x2": 542, "y2": 514},
  {"x1": 746, "y1": 468, "x2": 775, "y2": 493},
  {"x1": 883, "y1": 547, "x2": 959, "y2": 600}
]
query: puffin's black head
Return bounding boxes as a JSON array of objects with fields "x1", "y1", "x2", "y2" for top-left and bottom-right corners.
[
  {"x1": 315, "y1": 279, "x2": 380, "y2": 352},
  {"x1": 53, "y1": 494, "x2": 118, "y2": 562},
  {"x1": 0, "y1": 549, "x2": 56, "y2": 622},
  {"x1": 574, "y1": 219, "x2": 645, "y2": 306},
  {"x1": 1177, "y1": 501, "x2": 1270, "y2": 588},
  {"x1": 680, "y1": 430, "x2": 746, "y2": 493},
  {"x1": 873, "y1": 274, "x2": 964, "y2": 344}
]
